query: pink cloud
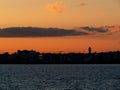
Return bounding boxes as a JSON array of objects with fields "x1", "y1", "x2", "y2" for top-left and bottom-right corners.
[{"x1": 46, "y1": 1, "x2": 64, "y2": 13}]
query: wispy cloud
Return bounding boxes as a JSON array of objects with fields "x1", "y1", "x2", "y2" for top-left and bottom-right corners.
[
  {"x1": 46, "y1": 0, "x2": 64, "y2": 13},
  {"x1": 75, "y1": 26, "x2": 120, "y2": 35},
  {"x1": 80, "y1": 26, "x2": 108, "y2": 33}
]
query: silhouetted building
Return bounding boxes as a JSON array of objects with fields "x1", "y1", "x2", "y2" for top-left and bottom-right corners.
[{"x1": 88, "y1": 47, "x2": 92, "y2": 54}]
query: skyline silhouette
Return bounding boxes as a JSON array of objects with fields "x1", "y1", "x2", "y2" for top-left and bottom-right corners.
[{"x1": 0, "y1": 48, "x2": 120, "y2": 64}]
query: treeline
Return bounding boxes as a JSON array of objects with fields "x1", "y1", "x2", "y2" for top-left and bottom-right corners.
[{"x1": 0, "y1": 50, "x2": 120, "y2": 64}]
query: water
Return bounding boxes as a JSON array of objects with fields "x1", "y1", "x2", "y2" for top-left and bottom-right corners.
[{"x1": 0, "y1": 65, "x2": 120, "y2": 90}]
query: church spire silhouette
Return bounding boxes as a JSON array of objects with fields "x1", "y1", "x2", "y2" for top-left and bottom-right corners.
[{"x1": 88, "y1": 47, "x2": 92, "y2": 54}]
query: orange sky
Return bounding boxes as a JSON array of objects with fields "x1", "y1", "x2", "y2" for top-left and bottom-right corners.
[
  {"x1": 0, "y1": 0, "x2": 120, "y2": 53},
  {"x1": 0, "y1": 0, "x2": 120, "y2": 28},
  {"x1": 0, "y1": 35, "x2": 120, "y2": 53}
]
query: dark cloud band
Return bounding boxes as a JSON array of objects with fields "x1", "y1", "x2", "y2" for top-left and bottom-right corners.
[
  {"x1": 0, "y1": 27, "x2": 87, "y2": 37},
  {"x1": 0, "y1": 26, "x2": 119, "y2": 37}
]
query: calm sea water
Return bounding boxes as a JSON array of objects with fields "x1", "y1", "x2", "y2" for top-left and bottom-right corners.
[{"x1": 0, "y1": 65, "x2": 120, "y2": 90}]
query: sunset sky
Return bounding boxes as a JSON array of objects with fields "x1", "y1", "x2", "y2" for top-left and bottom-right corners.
[{"x1": 0, "y1": 0, "x2": 120, "y2": 53}]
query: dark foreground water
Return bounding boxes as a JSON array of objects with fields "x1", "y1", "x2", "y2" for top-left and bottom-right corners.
[{"x1": 0, "y1": 65, "x2": 120, "y2": 90}]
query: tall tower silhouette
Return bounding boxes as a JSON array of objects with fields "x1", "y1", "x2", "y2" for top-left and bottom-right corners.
[{"x1": 88, "y1": 47, "x2": 92, "y2": 54}]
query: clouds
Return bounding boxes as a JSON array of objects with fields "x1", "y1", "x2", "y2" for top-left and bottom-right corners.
[
  {"x1": 46, "y1": 1, "x2": 87, "y2": 14},
  {"x1": 75, "y1": 26, "x2": 120, "y2": 35},
  {"x1": 75, "y1": 26, "x2": 109, "y2": 35},
  {"x1": 0, "y1": 26, "x2": 119, "y2": 38},
  {"x1": 46, "y1": 1, "x2": 64, "y2": 13},
  {"x1": 78, "y1": 3, "x2": 87, "y2": 7},
  {"x1": 0, "y1": 27, "x2": 87, "y2": 37},
  {"x1": 80, "y1": 26, "x2": 108, "y2": 33}
]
